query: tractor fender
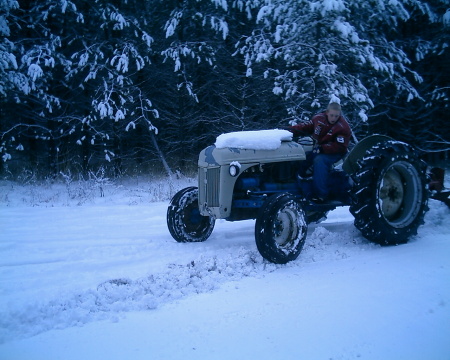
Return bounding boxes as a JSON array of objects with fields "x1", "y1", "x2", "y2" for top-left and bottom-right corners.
[{"x1": 343, "y1": 134, "x2": 394, "y2": 176}]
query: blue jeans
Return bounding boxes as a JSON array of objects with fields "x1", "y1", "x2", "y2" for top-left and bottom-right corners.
[{"x1": 300, "y1": 152, "x2": 344, "y2": 199}]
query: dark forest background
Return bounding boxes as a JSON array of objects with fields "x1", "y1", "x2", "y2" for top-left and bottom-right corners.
[{"x1": 1, "y1": 0, "x2": 449, "y2": 180}]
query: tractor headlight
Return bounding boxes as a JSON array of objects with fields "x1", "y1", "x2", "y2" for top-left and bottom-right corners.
[{"x1": 229, "y1": 164, "x2": 240, "y2": 177}]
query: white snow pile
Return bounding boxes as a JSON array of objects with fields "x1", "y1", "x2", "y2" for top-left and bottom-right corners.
[{"x1": 215, "y1": 129, "x2": 292, "y2": 150}]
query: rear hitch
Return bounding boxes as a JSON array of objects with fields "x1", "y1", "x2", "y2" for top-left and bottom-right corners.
[{"x1": 428, "y1": 167, "x2": 450, "y2": 207}]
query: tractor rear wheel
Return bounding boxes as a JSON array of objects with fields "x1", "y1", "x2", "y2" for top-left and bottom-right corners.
[{"x1": 350, "y1": 141, "x2": 428, "y2": 245}]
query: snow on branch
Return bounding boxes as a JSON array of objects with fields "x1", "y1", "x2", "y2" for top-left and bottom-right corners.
[
  {"x1": 27, "y1": 64, "x2": 43, "y2": 82},
  {"x1": 444, "y1": 10, "x2": 450, "y2": 27}
]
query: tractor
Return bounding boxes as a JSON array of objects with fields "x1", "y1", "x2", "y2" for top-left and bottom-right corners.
[{"x1": 167, "y1": 131, "x2": 448, "y2": 264}]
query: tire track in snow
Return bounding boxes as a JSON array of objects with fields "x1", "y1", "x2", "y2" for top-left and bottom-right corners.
[
  {"x1": 0, "y1": 226, "x2": 376, "y2": 343},
  {"x1": 0, "y1": 248, "x2": 277, "y2": 343}
]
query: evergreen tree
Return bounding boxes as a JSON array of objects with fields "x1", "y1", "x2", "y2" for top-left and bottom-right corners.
[
  {"x1": 1, "y1": 0, "x2": 448, "y2": 178},
  {"x1": 235, "y1": 0, "x2": 447, "y2": 142}
]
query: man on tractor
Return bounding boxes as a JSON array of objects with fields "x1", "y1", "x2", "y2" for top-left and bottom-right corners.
[{"x1": 286, "y1": 102, "x2": 352, "y2": 203}]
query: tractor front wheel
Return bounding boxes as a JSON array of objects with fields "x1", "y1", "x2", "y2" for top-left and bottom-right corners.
[
  {"x1": 255, "y1": 193, "x2": 308, "y2": 264},
  {"x1": 167, "y1": 187, "x2": 215, "y2": 243}
]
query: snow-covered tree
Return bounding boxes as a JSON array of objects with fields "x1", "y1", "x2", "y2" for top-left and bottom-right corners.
[
  {"x1": 0, "y1": 0, "x2": 81, "y2": 173},
  {"x1": 1, "y1": 0, "x2": 163, "y2": 176},
  {"x1": 62, "y1": 0, "x2": 160, "y2": 174},
  {"x1": 157, "y1": 0, "x2": 288, "y2": 168},
  {"x1": 1, "y1": 0, "x2": 447, "y2": 178},
  {"x1": 235, "y1": 0, "x2": 446, "y2": 138},
  {"x1": 379, "y1": 0, "x2": 450, "y2": 155},
  {"x1": 0, "y1": 0, "x2": 19, "y2": 98}
]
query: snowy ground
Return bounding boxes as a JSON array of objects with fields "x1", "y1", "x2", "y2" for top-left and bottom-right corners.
[{"x1": 0, "y1": 177, "x2": 449, "y2": 360}]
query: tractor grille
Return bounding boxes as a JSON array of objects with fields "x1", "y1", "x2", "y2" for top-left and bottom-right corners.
[{"x1": 199, "y1": 167, "x2": 220, "y2": 207}]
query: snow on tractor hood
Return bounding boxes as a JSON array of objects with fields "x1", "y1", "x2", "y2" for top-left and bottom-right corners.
[
  {"x1": 215, "y1": 129, "x2": 293, "y2": 150},
  {"x1": 199, "y1": 129, "x2": 306, "y2": 167}
]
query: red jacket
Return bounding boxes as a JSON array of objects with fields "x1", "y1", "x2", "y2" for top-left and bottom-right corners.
[{"x1": 289, "y1": 112, "x2": 352, "y2": 154}]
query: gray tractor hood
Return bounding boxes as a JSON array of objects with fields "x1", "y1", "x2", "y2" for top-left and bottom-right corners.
[{"x1": 199, "y1": 141, "x2": 307, "y2": 167}]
